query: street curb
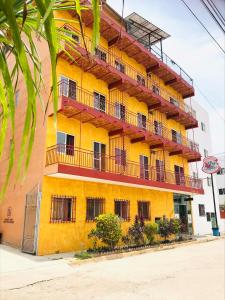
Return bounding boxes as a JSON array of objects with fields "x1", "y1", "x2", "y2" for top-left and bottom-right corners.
[{"x1": 69, "y1": 235, "x2": 225, "y2": 266}]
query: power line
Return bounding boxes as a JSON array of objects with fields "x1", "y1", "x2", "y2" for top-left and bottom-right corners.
[
  {"x1": 200, "y1": 0, "x2": 225, "y2": 34},
  {"x1": 180, "y1": 0, "x2": 225, "y2": 54},
  {"x1": 206, "y1": 0, "x2": 225, "y2": 26},
  {"x1": 194, "y1": 83, "x2": 225, "y2": 123}
]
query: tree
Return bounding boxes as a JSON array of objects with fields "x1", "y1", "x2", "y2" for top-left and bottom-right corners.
[
  {"x1": 0, "y1": 0, "x2": 100, "y2": 197},
  {"x1": 88, "y1": 214, "x2": 122, "y2": 250}
]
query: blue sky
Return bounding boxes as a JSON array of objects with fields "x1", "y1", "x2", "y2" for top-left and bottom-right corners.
[{"x1": 107, "y1": 0, "x2": 225, "y2": 157}]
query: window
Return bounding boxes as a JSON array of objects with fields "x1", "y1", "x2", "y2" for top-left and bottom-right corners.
[
  {"x1": 193, "y1": 171, "x2": 198, "y2": 179},
  {"x1": 211, "y1": 212, "x2": 215, "y2": 219},
  {"x1": 94, "y1": 92, "x2": 106, "y2": 113},
  {"x1": 115, "y1": 200, "x2": 130, "y2": 221},
  {"x1": 50, "y1": 196, "x2": 75, "y2": 223},
  {"x1": 95, "y1": 48, "x2": 107, "y2": 62},
  {"x1": 204, "y1": 149, "x2": 208, "y2": 157},
  {"x1": 154, "y1": 120, "x2": 163, "y2": 136},
  {"x1": 170, "y1": 97, "x2": 179, "y2": 107},
  {"x1": 137, "y1": 74, "x2": 145, "y2": 86},
  {"x1": 174, "y1": 165, "x2": 185, "y2": 185},
  {"x1": 140, "y1": 155, "x2": 149, "y2": 179},
  {"x1": 137, "y1": 113, "x2": 147, "y2": 129},
  {"x1": 64, "y1": 27, "x2": 80, "y2": 43},
  {"x1": 201, "y1": 122, "x2": 206, "y2": 132},
  {"x1": 115, "y1": 102, "x2": 126, "y2": 121},
  {"x1": 93, "y1": 142, "x2": 106, "y2": 171},
  {"x1": 207, "y1": 177, "x2": 212, "y2": 186},
  {"x1": 15, "y1": 90, "x2": 19, "y2": 107},
  {"x1": 152, "y1": 85, "x2": 160, "y2": 95},
  {"x1": 217, "y1": 168, "x2": 225, "y2": 175},
  {"x1": 60, "y1": 76, "x2": 76, "y2": 99},
  {"x1": 86, "y1": 198, "x2": 105, "y2": 221},
  {"x1": 172, "y1": 129, "x2": 182, "y2": 144},
  {"x1": 57, "y1": 131, "x2": 75, "y2": 155},
  {"x1": 138, "y1": 201, "x2": 150, "y2": 220},
  {"x1": 206, "y1": 212, "x2": 211, "y2": 222},
  {"x1": 115, "y1": 60, "x2": 125, "y2": 73},
  {"x1": 115, "y1": 148, "x2": 126, "y2": 166},
  {"x1": 155, "y1": 217, "x2": 161, "y2": 224},
  {"x1": 199, "y1": 204, "x2": 205, "y2": 216},
  {"x1": 219, "y1": 188, "x2": 225, "y2": 195},
  {"x1": 156, "y1": 160, "x2": 165, "y2": 182}
]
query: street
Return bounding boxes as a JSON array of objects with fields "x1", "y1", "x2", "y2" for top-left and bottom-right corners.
[{"x1": 1, "y1": 239, "x2": 224, "y2": 300}]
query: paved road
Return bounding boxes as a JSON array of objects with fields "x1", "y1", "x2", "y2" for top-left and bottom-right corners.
[{"x1": 1, "y1": 239, "x2": 224, "y2": 300}]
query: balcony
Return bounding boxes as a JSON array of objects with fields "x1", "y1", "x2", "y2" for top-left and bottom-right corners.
[
  {"x1": 55, "y1": 81, "x2": 201, "y2": 162},
  {"x1": 70, "y1": 3, "x2": 195, "y2": 98},
  {"x1": 45, "y1": 145, "x2": 203, "y2": 195},
  {"x1": 58, "y1": 31, "x2": 198, "y2": 130}
]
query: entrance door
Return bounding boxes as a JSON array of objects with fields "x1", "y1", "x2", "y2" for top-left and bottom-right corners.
[
  {"x1": 174, "y1": 165, "x2": 185, "y2": 185},
  {"x1": 156, "y1": 159, "x2": 165, "y2": 182},
  {"x1": 22, "y1": 185, "x2": 41, "y2": 254},
  {"x1": 94, "y1": 142, "x2": 106, "y2": 171},
  {"x1": 140, "y1": 155, "x2": 149, "y2": 179},
  {"x1": 179, "y1": 204, "x2": 188, "y2": 233}
]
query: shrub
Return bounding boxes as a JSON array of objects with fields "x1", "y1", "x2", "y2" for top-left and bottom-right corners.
[
  {"x1": 88, "y1": 214, "x2": 122, "y2": 249},
  {"x1": 122, "y1": 215, "x2": 146, "y2": 246},
  {"x1": 74, "y1": 251, "x2": 92, "y2": 260},
  {"x1": 144, "y1": 223, "x2": 158, "y2": 244},
  {"x1": 169, "y1": 218, "x2": 181, "y2": 237},
  {"x1": 158, "y1": 218, "x2": 171, "y2": 242}
]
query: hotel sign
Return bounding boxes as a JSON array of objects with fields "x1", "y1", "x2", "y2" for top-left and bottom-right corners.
[{"x1": 202, "y1": 156, "x2": 221, "y2": 174}]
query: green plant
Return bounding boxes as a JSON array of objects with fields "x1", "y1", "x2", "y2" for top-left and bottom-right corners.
[
  {"x1": 123, "y1": 215, "x2": 146, "y2": 247},
  {"x1": 169, "y1": 218, "x2": 181, "y2": 237},
  {"x1": 144, "y1": 223, "x2": 158, "y2": 244},
  {"x1": 88, "y1": 214, "x2": 122, "y2": 249},
  {"x1": 0, "y1": 0, "x2": 100, "y2": 198},
  {"x1": 74, "y1": 251, "x2": 92, "y2": 260},
  {"x1": 158, "y1": 218, "x2": 171, "y2": 242}
]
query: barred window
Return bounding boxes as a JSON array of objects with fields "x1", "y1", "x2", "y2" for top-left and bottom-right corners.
[
  {"x1": 138, "y1": 201, "x2": 150, "y2": 220},
  {"x1": 95, "y1": 48, "x2": 107, "y2": 62},
  {"x1": 115, "y1": 60, "x2": 125, "y2": 73},
  {"x1": 206, "y1": 212, "x2": 211, "y2": 222},
  {"x1": 86, "y1": 198, "x2": 105, "y2": 221},
  {"x1": 50, "y1": 196, "x2": 76, "y2": 223},
  {"x1": 115, "y1": 200, "x2": 130, "y2": 221},
  {"x1": 199, "y1": 204, "x2": 205, "y2": 217}
]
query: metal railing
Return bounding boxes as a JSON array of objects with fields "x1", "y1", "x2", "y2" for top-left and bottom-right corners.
[
  {"x1": 150, "y1": 44, "x2": 193, "y2": 86},
  {"x1": 59, "y1": 81, "x2": 199, "y2": 153},
  {"x1": 46, "y1": 145, "x2": 203, "y2": 190},
  {"x1": 62, "y1": 28, "x2": 196, "y2": 119}
]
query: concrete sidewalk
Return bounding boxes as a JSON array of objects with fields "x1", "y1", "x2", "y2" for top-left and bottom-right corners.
[{"x1": 0, "y1": 245, "x2": 75, "y2": 290}]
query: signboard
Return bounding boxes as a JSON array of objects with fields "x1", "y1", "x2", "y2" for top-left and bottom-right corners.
[{"x1": 202, "y1": 156, "x2": 221, "y2": 174}]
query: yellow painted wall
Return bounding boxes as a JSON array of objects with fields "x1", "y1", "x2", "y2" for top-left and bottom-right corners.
[{"x1": 37, "y1": 176, "x2": 174, "y2": 255}]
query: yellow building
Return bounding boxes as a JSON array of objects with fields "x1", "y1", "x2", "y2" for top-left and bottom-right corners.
[{"x1": 0, "y1": 3, "x2": 203, "y2": 255}]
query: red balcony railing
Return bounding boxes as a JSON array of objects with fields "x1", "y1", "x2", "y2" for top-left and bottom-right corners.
[
  {"x1": 59, "y1": 28, "x2": 197, "y2": 129},
  {"x1": 57, "y1": 81, "x2": 200, "y2": 161},
  {"x1": 46, "y1": 145, "x2": 203, "y2": 193}
]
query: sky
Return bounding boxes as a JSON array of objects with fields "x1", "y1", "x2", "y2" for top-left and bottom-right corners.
[{"x1": 107, "y1": 0, "x2": 225, "y2": 159}]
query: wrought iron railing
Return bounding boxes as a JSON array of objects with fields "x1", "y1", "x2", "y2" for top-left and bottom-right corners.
[
  {"x1": 46, "y1": 145, "x2": 203, "y2": 190},
  {"x1": 59, "y1": 81, "x2": 199, "y2": 153}
]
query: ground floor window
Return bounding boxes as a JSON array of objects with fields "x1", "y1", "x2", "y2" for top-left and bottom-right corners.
[
  {"x1": 206, "y1": 212, "x2": 211, "y2": 222},
  {"x1": 50, "y1": 195, "x2": 76, "y2": 223},
  {"x1": 198, "y1": 204, "x2": 205, "y2": 216},
  {"x1": 86, "y1": 198, "x2": 105, "y2": 221},
  {"x1": 138, "y1": 201, "x2": 150, "y2": 220},
  {"x1": 114, "y1": 200, "x2": 130, "y2": 221}
]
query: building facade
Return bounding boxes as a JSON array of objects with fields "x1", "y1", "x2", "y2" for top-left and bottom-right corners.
[
  {"x1": 216, "y1": 159, "x2": 225, "y2": 224},
  {"x1": 187, "y1": 99, "x2": 223, "y2": 235},
  {"x1": 0, "y1": 3, "x2": 204, "y2": 255}
]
